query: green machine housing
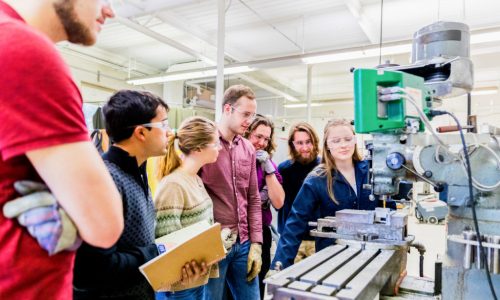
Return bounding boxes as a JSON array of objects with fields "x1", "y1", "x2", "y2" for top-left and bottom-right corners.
[{"x1": 354, "y1": 68, "x2": 431, "y2": 133}]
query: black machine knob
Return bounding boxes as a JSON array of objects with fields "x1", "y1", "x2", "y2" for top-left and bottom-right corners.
[{"x1": 434, "y1": 182, "x2": 445, "y2": 193}]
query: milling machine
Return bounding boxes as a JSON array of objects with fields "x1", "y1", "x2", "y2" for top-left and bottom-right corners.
[{"x1": 265, "y1": 21, "x2": 500, "y2": 300}]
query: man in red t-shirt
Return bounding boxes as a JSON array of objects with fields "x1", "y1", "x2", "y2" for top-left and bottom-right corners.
[{"x1": 0, "y1": 1, "x2": 124, "y2": 299}]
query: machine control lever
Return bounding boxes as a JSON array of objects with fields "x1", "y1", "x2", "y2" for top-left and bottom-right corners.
[{"x1": 400, "y1": 164, "x2": 443, "y2": 191}]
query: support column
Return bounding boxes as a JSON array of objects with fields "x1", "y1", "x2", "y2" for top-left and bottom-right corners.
[
  {"x1": 306, "y1": 65, "x2": 313, "y2": 123},
  {"x1": 215, "y1": 0, "x2": 226, "y2": 121}
]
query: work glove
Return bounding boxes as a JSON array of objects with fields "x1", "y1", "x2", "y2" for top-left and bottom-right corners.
[
  {"x1": 260, "y1": 186, "x2": 271, "y2": 210},
  {"x1": 3, "y1": 181, "x2": 81, "y2": 255},
  {"x1": 246, "y1": 243, "x2": 262, "y2": 282},
  {"x1": 221, "y1": 227, "x2": 237, "y2": 254},
  {"x1": 256, "y1": 150, "x2": 276, "y2": 175},
  {"x1": 255, "y1": 149, "x2": 269, "y2": 164}
]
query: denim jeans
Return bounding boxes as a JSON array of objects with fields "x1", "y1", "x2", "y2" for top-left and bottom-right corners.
[
  {"x1": 206, "y1": 240, "x2": 259, "y2": 300},
  {"x1": 155, "y1": 285, "x2": 205, "y2": 300}
]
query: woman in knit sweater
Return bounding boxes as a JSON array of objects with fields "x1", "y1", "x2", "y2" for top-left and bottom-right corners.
[{"x1": 154, "y1": 116, "x2": 221, "y2": 300}]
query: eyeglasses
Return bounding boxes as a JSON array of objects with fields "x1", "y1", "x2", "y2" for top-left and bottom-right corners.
[
  {"x1": 292, "y1": 140, "x2": 312, "y2": 147},
  {"x1": 231, "y1": 105, "x2": 256, "y2": 121},
  {"x1": 327, "y1": 136, "x2": 356, "y2": 148},
  {"x1": 251, "y1": 133, "x2": 271, "y2": 144},
  {"x1": 130, "y1": 119, "x2": 170, "y2": 131}
]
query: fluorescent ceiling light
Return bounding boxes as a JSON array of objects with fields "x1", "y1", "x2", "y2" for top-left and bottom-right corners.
[
  {"x1": 284, "y1": 103, "x2": 323, "y2": 108},
  {"x1": 471, "y1": 87, "x2": 498, "y2": 96},
  {"x1": 302, "y1": 44, "x2": 411, "y2": 64},
  {"x1": 127, "y1": 66, "x2": 254, "y2": 85}
]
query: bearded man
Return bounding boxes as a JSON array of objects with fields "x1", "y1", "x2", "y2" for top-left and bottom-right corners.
[
  {"x1": 277, "y1": 122, "x2": 321, "y2": 262},
  {"x1": 0, "y1": 1, "x2": 123, "y2": 299}
]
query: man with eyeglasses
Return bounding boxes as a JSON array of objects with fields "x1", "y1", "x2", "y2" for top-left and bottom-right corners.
[
  {"x1": 200, "y1": 84, "x2": 263, "y2": 299},
  {"x1": 277, "y1": 122, "x2": 321, "y2": 262},
  {"x1": 0, "y1": 1, "x2": 123, "y2": 299},
  {"x1": 72, "y1": 90, "x2": 205, "y2": 300}
]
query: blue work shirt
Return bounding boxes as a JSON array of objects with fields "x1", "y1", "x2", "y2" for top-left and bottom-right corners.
[{"x1": 272, "y1": 160, "x2": 395, "y2": 269}]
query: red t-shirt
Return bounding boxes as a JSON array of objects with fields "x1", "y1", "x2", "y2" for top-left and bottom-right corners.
[{"x1": 0, "y1": 2, "x2": 90, "y2": 299}]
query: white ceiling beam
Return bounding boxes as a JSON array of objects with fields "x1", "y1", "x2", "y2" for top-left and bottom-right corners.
[
  {"x1": 116, "y1": 16, "x2": 217, "y2": 66},
  {"x1": 115, "y1": 0, "x2": 250, "y2": 61},
  {"x1": 117, "y1": 16, "x2": 306, "y2": 98},
  {"x1": 118, "y1": 16, "x2": 303, "y2": 100},
  {"x1": 342, "y1": 0, "x2": 379, "y2": 44},
  {"x1": 155, "y1": 11, "x2": 250, "y2": 62},
  {"x1": 113, "y1": 0, "x2": 197, "y2": 18},
  {"x1": 117, "y1": 1, "x2": 307, "y2": 101}
]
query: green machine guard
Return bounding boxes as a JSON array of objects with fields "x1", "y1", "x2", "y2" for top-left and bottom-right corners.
[{"x1": 353, "y1": 68, "x2": 429, "y2": 133}]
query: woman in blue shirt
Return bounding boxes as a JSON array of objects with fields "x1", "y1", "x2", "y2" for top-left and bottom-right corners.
[{"x1": 271, "y1": 119, "x2": 392, "y2": 269}]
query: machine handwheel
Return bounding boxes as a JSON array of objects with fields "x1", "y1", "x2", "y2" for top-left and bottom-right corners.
[{"x1": 428, "y1": 216, "x2": 438, "y2": 224}]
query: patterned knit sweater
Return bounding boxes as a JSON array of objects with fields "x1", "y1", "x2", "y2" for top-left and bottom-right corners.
[
  {"x1": 155, "y1": 169, "x2": 214, "y2": 236},
  {"x1": 73, "y1": 146, "x2": 158, "y2": 300},
  {"x1": 154, "y1": 168, "x2": 216, "y2": 290}
]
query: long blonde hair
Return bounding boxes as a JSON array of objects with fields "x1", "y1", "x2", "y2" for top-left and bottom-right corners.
[
  {"x1": 313, "y1": 119, "x2": 362, "y2": 204},
  {"x1": 158, "y1": 116, "x2": 217, "y2": 179}
]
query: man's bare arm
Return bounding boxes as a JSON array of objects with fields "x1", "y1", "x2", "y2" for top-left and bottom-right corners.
[{"x1": 27, "y1": 141, "x2": 123, "y2": 248}]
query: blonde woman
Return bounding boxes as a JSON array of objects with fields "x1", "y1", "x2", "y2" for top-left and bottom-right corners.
[
  {"x1": 270, "y1": 119, "x2": 395, "y2": 270},
  {"x1": 155, "y1": 116, "x2": 221, "y2": 300}
]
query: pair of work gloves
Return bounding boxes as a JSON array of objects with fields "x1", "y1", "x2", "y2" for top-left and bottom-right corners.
[
  {"x1": 3, "y1": 181, "x2": 81, "y2": 255},
  {"x1": 220, "y1": 227, "x2": 262, "y2": 282}
]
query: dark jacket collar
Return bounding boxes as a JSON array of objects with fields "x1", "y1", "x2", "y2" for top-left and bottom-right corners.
[{"x1": 102, "y1": 146, "x2": 149, "y2": 196}]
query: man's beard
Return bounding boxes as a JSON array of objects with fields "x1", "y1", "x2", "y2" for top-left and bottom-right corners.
[
  {"x1": 295, "y1": 153, "x2": 315, "y2": 165},
  {"x1": 54, "y1": 1, "x2": 95, "y2": 45}
]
